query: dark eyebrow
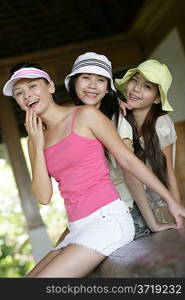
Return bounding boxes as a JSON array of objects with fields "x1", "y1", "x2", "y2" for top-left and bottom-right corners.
[
  {"x1": 13, "y1": 79, "x2": 37, "y2": 91},
  {"x1": 134, "y1": 73, "x2": 153, "y2": 85}
]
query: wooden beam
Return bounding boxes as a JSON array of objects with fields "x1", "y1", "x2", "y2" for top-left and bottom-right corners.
[
  {"x1": 128, "y1": 0, "x2": 185, "y2": 56},
  {"x1": 175, "y1": 121, "x2": 185, "y2": 205},
  {"x1": 0, "y1": 33, "x2": 143, "y2": 88},
  {"x1": 0, "y1": 95, "x2": 44, "y2": 229},
  {"x1": 176, "y1": 17, "x2": 185, "y2": 53}
]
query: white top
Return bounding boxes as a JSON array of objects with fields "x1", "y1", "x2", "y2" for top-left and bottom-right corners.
[
  {"x1": 155, "y1": 114, "x2": 176, "y2": 167},
  {"x1": 108, "y1": 113, "x2": 177, "y2": 208},
  {"x1": 108, "y1": 113, "x2": 134, "y2": 208}
]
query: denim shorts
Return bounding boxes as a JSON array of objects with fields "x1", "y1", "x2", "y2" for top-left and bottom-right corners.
[
  {"x1": 129, "y1": 202, "x2": 151, "y2": 239},
  {"x1": 52, "y1": 199, "x2": 135, "y2": 256}
]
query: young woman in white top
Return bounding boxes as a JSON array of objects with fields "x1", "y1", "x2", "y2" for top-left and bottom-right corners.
[{"x1": 115, "y1": 59, "x2": 183, "y2": 227}]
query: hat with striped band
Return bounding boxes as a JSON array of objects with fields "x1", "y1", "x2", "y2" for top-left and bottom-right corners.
[{"x1": 64, "y1": 52, "x2": 116, "y2": 92}]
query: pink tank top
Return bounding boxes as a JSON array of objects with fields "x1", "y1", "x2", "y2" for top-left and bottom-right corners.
[{"x1": 44, "y1": 107, "x2": 120, "y2": 221}]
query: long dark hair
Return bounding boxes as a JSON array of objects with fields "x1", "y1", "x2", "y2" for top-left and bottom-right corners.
[{"x1": 126, "y1": 102, "x2": 168, "y2": 187}]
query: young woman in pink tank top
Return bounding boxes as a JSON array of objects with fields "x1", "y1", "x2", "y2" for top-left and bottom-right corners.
[{"x1": 3, "y1": 54, "x2": 185, "y2": 278}]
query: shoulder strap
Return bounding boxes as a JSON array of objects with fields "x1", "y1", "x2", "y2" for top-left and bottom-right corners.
[{"x1": 71, "y1": 106, "x2": 81, "y2": 133}]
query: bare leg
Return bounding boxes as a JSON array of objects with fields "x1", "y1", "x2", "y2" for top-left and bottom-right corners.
[
  {"x1": 26, "y1": 250, "x2": 61, "y2": 277},
  {"x1": 26, "y1": 243, "x2": 106, "y2": 278},
  {"x1": 27, "y1": 227, "x2": 70, "y2": 277}
]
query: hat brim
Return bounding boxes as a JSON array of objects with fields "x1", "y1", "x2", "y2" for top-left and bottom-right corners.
[
  {"x1": 115, "y1": 67, "x2": 141, "y2": 95},
  {"x1": 65, "y1": 65, "x2": 116, "y2": 92},
  {"x1": 158, "y1": 86, "x2": 173, "y2": 112},
  {"x1": 3, "y1": 75, "x2": 50, "y2": 97}
]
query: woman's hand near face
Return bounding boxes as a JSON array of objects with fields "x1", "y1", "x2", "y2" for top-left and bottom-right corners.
[
  {"x1": 25, "y1": 109, "x2": 53, "y2": 205},
  {"x1": 118, "y1": 98, "x2": 132, "y2": 116},
  {"x1": 25, "y1": 110, "x2": 45, "y2": 150}
]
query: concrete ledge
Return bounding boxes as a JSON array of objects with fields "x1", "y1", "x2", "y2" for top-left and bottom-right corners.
[{"x1": 88, "y1": 229, "x2": 185, "y2": 277}]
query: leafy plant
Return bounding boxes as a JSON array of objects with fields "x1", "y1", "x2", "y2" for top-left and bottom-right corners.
[
  {"x1": 0, "y1": 140, "x2": 67, "y2": 277},
  {"x1": 0, "y1": 234, "x2": 34, "y2": 278}
]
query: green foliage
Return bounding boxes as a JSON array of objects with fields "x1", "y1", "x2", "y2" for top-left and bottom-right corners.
[
  {"x1": 0, "y1": 156, "x2": 35, "y2": 277},
  {"x1": 0, "y1": 140, "x2": 67, "y2": 277},
  {"x1": 0, "y1": 234, "x2": 34, "y2": 278}
]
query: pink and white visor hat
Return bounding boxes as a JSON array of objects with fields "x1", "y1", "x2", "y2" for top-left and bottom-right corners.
[{"x1": 3, "y1": 67, "x2": 51, "y2": 97}]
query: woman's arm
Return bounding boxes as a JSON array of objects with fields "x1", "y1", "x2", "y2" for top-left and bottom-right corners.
[
  {"x1": 163, "y1": 144, "x2": 181, "y2": 203},
  {"x1": 163, "y1": 144, "x2": 183, "y2": 227},
  {"x1": 79, "y1": 106, "x2": 185, "y2": 227},
  {"x1": 122, "y1": 139, "x2": 176, "y2": 232},
  {"x1": 25, "y1": 110, "x2": 53, "y2": 205}
]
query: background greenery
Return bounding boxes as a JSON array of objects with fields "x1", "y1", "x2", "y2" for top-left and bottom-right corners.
[{"x1": 0, "y1": 138, "x2": 67, "y2": 277}]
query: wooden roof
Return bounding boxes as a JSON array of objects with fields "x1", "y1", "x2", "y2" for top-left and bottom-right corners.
[
  {"x1": 0, "y1": 0, "x2": 184, "y2": 141},
  {"x1": 0, "y1": 0, "x2": 144, "y2": 60}
]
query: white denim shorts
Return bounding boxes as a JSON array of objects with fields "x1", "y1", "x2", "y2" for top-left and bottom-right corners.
[{"x1": 52, "y1": 199, "x2": 135, "y2": 256}]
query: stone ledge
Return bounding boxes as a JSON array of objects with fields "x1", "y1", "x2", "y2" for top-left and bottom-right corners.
[{"x1": 88, "y1": 228, "x2": 185, "y2": 277}]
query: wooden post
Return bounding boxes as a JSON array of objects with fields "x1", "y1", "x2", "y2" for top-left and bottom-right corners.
[{"x1": 0, "y1": 96, "x2": 51, "y2": 262}]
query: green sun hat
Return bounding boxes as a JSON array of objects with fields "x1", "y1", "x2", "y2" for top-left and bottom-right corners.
[{"x1": 115, "y1": 59, "x2": 173, "y2": 112}]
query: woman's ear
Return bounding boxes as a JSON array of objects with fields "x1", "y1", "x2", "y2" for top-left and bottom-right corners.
[
  {"x1": 48, "y1": 80, "x2": 55, "y2": 94},
  {"x1": 154, "y1": 95, "x2": 161, "y2": 105}
]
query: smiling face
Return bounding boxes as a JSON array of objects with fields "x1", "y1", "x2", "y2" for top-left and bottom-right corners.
[
  {"x1": 13, "y1": 78, "x2": 55, "y2": 113},
  {"x1": 75, "y1": 73, "x2": 109, "y2": 108},
  {"x1": 126, "y1": 72, "x2": 160, "y2": 112}
]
